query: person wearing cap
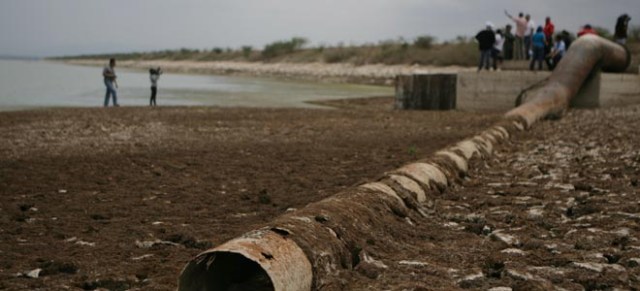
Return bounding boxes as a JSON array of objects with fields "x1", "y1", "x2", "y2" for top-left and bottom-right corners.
[
  {"x1": 475, "y1": 22, "x2": 496, "y2": 71},
  {"x1": 530, "y1": 26, "x2": 547, "y2": 71},
  {"x1": 614, "y1": 14, "x2": 632, "y2": 45},
  {"x1": 504, "y1": 10, "x2": 527, "y2": 60}
]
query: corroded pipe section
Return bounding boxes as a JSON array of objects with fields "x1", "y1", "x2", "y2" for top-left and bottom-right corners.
[
  {"x1": 177, "y1": 119, "x2": 525, "y2": 291},
  {"x1": 178, "y1": 229, "x2": 312, "y2": 291},
  {"x1": 506, "y1": 35, "x2": 630, "y2": 127},
  {"x1": 178, "y1": 35, "x2": 629, "y2": 291}
]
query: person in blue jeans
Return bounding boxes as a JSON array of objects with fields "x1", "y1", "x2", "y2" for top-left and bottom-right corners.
[
  {"x1": 475, "y1": 22, "x2": 496, "y2": 71},
  {"x1": 529, "y1": 26, "x2": 547, "y2": 71},
  {"x1": 103, "y1": 58, "x2": 119, "y2": 107}
]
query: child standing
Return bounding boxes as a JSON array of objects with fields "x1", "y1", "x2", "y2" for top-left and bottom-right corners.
[{"x1": 149, "y1": 67, "x2": 162, "y2": 106}]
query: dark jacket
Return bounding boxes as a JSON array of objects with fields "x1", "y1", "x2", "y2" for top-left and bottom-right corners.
[
  {"x1": 476, "y1": 29, "x2": 496, "y2": 51},
  {"x1": 615, "y1": 15, "x2": 631, "y2": 39}
]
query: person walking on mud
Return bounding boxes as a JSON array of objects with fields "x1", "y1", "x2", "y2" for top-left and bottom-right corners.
[
  {"x1": 103, "y1": 58, "x2": 119, "y2": 107},
  {"x1": 149, "y1": 67, "x2": 162, "y2": 106}
]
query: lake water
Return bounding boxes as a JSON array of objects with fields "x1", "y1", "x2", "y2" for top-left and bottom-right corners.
[{"x1": 0, "y1": 59, "x2": 392, "y2": 111}]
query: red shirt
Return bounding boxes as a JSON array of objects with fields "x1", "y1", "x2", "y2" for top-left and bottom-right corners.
[
  {"x1": 578, "y1": 27, "x2": 598, "y2": 37},
  {"x1": 544, "y1": 21, "x2": 555, "y2": 38}
]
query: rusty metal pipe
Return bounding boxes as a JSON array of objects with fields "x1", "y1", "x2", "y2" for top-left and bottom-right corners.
[
  {"x1": 506, "y1": 35, "x2": 630, "y2": 126},
  {"x1": 178, "y1": 35, "x2": 629, "y2": 291}
]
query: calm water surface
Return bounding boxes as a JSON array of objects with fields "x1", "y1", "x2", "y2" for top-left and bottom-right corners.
[{"x1": 0, "y1": 59, "x2": 392, "y2": 111}]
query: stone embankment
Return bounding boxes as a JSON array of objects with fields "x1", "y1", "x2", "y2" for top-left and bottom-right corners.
[{"x1": 64, "y1": 59, "x2": 473, "y2": 85}]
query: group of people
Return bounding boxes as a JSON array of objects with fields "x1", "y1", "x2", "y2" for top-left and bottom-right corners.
[
  {"x1": 102, "y1": 58, "x2": 163, "y2": 107},
  {"x1": 475, "y1": 11, "x2": 632, "y2": 72}
]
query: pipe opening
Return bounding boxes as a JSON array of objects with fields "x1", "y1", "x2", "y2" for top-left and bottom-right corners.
[{"x1": 179, "y1": 252, "x2": 274, "y2": 291}]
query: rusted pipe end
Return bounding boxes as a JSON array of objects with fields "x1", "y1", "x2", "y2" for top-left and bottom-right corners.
[{"x1": 178, "y1": 229, "x2": 312, "y2": 291}]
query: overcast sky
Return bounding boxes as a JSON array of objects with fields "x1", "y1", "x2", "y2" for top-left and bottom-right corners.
[{"x1": 1, "y1": 0, "x2": 638, "y2": 57}]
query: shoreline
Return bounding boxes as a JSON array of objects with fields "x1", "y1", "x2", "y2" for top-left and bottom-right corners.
[{"x1": 62, "y1": 59, "x2": 475, "y2": 86}]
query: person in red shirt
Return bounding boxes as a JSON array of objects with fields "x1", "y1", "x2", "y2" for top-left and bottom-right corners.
[
  {"x1": 578, "y1": 24, "x2": 598, "y2": 37},
  {"x1": 544, "y1": 17, "x2": 555, "y2": 41},
  {"x1": 543, "y1": 17, "x2": 555, "y2": 70}
]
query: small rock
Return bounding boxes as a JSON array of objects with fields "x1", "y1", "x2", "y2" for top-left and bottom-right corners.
[
  {"x1": 488, "y1": 288, "x2": 512, "y2": 291},
  {"x1": 75, "y1": 240, "x2": 95, "y2": 247},
  {"x1": 572, "y1": 262, "x2": 604, "y2": 273},
  {"x1": 527, "y1": 207, "x2": 544, "y2": 220},
  {"x1": 58, "y1": 189, "x2": 67, "y2": 194},
  {"x1": 490, "y1": 231, "x2": 520, "y2": 246},
  {"x1": 505, "y1": 269, "x2": 533, "y2": 281},
  {"x1": 546, "y1": 183, "x2": 575, "y2": 191},
  {"x1": 25, "y1": 268, "x2": 42, "y2": 278},
  {"x1": 131, "y1": 254, "x2": 154, "y2": 261},
  {"x1": 135, "y1": 239, "x2": 180, "y2": 248},
  {"x1": 501, "y1": 248, "x2": 526, "y2": 256},
  {"x1": 398, "y1": 260, "x2": 430, "y2": 267},
  {"x1": 457, "y1": 271, "x2": 484, "y2": 288},
  {"x1": 355, "y1": 252, "x2": 388, "y2": 279}
]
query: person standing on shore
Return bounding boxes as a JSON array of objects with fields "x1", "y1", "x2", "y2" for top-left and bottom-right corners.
[
  {"x1": 524, "y1": 14, "x2": 536, "y2": 60},
  {"x1": 503, "y1": 24, "x2": 515, "y2": 60},
  {"x1": 492, "y1": 29, "x2": 505, "y2": 70},
  {"x1": 103, "y1": 58, "x2": 119, "y2": 107},
  {"x1": 149, "y1": 67, "x2": 162, "y2": 106},
  {"x1": 530, "y1": 26, "x2": 547, "y2": 71},
  {"x1": 543, "y1": 17, "x2": 555, "y2": 70},
  {"x1": 475, "y1": 22, "x2": 496, "y2": 71},
  {"x1": 614, "y1": 14, "x2": 631, "y2": 45},
  {"x1": 505, "y1": 10, "x2": 527, "y2": 60}
]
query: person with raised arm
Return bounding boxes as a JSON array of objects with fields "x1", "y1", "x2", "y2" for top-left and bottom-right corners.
[{"x1": 505, "y1": 10, "x2": 527, "y2": 60}]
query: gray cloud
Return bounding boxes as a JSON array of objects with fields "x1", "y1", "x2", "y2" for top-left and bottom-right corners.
[{"x1": 1, "y1": 0, "x2": 638, "y2": 57}]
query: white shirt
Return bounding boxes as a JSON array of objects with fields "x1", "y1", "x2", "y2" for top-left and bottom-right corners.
[
  {"x1": 553, "y1": 40, "x2": 566, "y2": 57},
  {"x1": 150, "y1": 74, "x2": 160, "y2": 87},
  {"x1": 525, "y1": 20, "x2": 536, "y2": 36},
  {"x1": 494, "y1": 34, "x2": 504, "y2": 51}
]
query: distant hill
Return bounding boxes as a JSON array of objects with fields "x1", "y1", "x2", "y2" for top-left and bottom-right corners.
[{"x1": 0, "y1": 55, "x2": 40, "y2": 61}]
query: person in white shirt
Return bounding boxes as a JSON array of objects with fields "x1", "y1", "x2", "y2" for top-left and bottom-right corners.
[
  {"x1": 523, "y1": 14, "x2": 536, "y2": 60},
  {"x1": 548, "y1": 35, "x2": 566, "y2": 70},
  {"x1": 492, "y1": 29, "x2": 505, "y2": 70},
  {"x1": 149, "y1": 67, "x2": 162, "y2": 106}
]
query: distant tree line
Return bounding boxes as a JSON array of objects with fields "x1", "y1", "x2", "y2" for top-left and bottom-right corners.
[{"x1": 54, "y1": 27, "x2": 640, "y2": 67}]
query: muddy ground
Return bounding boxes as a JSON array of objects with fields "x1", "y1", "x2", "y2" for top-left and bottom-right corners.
[
  {"x1": 0, "y1": 98, "x2": 500, "y2": 290},
  {"x1": 1, "y1": 98, "x2": 639, "y2": 290}
]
